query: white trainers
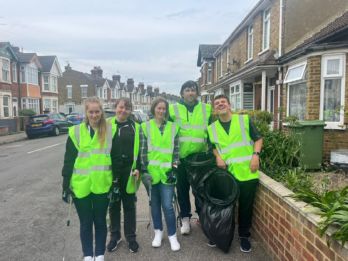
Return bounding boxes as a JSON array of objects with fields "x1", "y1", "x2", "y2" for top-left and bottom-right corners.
[
  {"x1": 180, "y1": 217, "x2": 191, "y2": 235},
  {"x1": 168, "y1": 233, "x2": 180, "y2": 251},
  {"x1": 95, "y1": 255, "x2": 104, "y2": 261},
  {"x1": 152, "y1": 229, "x2": 163, "y2": 247},
  {"x1": 83, "y1": 257, "x2": 93, "y2": 261}
]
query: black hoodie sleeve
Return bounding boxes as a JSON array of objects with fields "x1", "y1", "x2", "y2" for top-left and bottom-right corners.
[{"x1": 61, "y1": 137, "x2": 78, "y2": 186}]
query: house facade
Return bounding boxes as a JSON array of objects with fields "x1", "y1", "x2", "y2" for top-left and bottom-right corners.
[
  {"x1": 16, "y1": 52, "x2": 42, "y2": 114},
  {"x1": 198, "y1": 0, "x2": 281, "y2": 126},
  {"x1": 197, "y1": 0, "x2": 348, "y2": 159},
  {"x1": 197, "y1": 44, "x2": 220, "y2": 103},
  {"x1": 0, "y1": 43, "x2": 20, "y2": 132},
  {"x1": 38, "y1": 56, "x2": 62, "y2": 113},
  {"x1": 58, "y1": 65, "x2": 177, "y2": 114},
  {"x1": 279, "y1": 1, "x2": 348, "y2": 159}
]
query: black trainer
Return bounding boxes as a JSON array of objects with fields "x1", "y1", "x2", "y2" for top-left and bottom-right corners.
[
  {"x1": 128, "y1": 240, "x2": 139, "y2": 253},
  {"x1": 107, "y1": 235, "x2": 122, "y2": 252},
  {"x1": 240, "y1": 237, "x2": 251, "y2": 253},
  {"x1": 207, "y1": 240, "x2": 216, "y2": 248}
]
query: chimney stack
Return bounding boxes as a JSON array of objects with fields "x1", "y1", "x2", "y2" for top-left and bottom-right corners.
[
  {"x1": 91, "y1": 66, "x2": 103, "y2": 78},
  {"x1": 112, "y1": 75, "x2": 121, "y2": 82}
]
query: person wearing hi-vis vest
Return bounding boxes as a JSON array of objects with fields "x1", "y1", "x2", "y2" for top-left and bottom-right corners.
[
  {"x1": 61, "y1": 97, "x2": 113, "y2": 261},
  {"x1": 106, "y1": 97, "x2": 141, "y2": 254},
  {"x1": 168, "y1": 80, "x2": 212, "y2": 235},
  {"x1": 207, "y1": 94, "x2": 263, "y2": 253},
  {"x1": 140, "y1": 97, "x2": 181, "y2": 251}
]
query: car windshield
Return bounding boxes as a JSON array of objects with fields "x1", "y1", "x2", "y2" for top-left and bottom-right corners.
[{"x1": 30, "y1": 116, "x2": 49, "y2": 122}]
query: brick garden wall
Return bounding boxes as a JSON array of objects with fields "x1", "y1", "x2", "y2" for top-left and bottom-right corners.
[{"x1": 253, "y1": 173, "x2": 348, "y2": 261}]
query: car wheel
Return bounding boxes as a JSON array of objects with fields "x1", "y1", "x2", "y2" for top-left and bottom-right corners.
[{"x1": 53, "y1": 127, "x2": 60, "y2": 136}]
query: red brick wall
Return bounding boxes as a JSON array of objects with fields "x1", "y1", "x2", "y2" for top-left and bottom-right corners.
[{"x1": 253, "y1": 173, "x2": 348, "y2": 261}]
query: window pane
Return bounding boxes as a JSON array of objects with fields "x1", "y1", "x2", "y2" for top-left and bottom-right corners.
[
  {"x1": 323, "y1": 79, "x2": 341, "y2": 122},
  {"x1": 289, "y1": 82, "x2": 307, "y2": 120},
  {"x1": 326, "y1": 59, "x2": 340, "y2": 75},
  {"x1": 285, "y1": 64, "x2": 306, "y2": 83}
]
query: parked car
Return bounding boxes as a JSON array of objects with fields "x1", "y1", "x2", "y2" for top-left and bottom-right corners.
[
  {"x1": 104, "y1": 109, "x2": 148, "y2": 123},
  {"x1": 25, "y1": 113, "x2": 73, "y2": 139},
  {"x1": 104, "y1": 110, "x2": 115, "y2": 119},
  {"x1": 66, "y1": 114, "x2": 84, "y2": 125}
]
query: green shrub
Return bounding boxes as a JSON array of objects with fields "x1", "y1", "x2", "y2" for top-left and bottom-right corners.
[
  {"x1": 291, "y1": 186, "x2": 348, "y2": 246},
  {"x1": 260, "y1": 130, "x2": 301, "y2": 180}
]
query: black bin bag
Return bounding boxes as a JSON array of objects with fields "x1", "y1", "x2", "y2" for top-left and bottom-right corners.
[
  {"x1": 200, "y1": 169, "x2": 239, "y2": 253},
  {"x1": 184, "y1": 153, "x2": 239, "y2": 253}
]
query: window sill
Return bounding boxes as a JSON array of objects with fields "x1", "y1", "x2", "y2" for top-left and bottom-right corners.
[
  {"x1": 258, "y1": 48, "x2": 269, "y2": 56},
  {"x1": 244, "y1": 58, "x2": 253, "y2": 64},
  {"x1": 324, "y1": 124, "x2": 346, "y2": 130}
]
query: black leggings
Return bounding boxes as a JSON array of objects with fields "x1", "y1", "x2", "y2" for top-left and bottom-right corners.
[{"x1": 74, "y1": 193, "x2": 109, "y2": 257}]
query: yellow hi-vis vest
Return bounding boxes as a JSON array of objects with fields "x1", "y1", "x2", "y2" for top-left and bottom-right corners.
[
  {"x1": 141, "y1": 119, "x2": 179, "y2": 185},
  {"x1": 109, "y1": 117, "x2": 141, "y2": 194},
  {"x1": 207, "y1": 114, "x2": 259, "y2": 182},
  {"x1": 169, "y1": 102, "x2": 211, "y2": 158},
  {"x1": 69, "y1": 122, "x2": 114, "y2": 199}
]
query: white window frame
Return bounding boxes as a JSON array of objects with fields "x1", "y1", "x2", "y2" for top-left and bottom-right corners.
[
  {"x1": 1, "y1": 58, "x2": 11, "y2": 83},
  {"x1": 267, "y1": 85, "x2": 275, "y2": 114},
  {"x1": 320, "y1": 54, "x2": 346, "y2": 129},
  {"x1": 80, "y1": 84, "x2": 88, "y2": 98},
  {"x1": 27, "y1": 64, "x2": 38, "y2": 85},
  {"x1": 262, "y1": 8, "x2": 271, "y2": 51},
  {"x1": 51, "y1": 76, "x2": 58, "y2": 93},
  {"x1": 230, "y1": 81, "x2": 242, "y2": 111},
  {"x1": 247, "y1": 25, "x2": 254, "y2": 61},
  {"x1": 12, "y1": 63, "x2": 17, "y2": 83},
  {"x1": 207, "y1": 62, "x2": 212, "y2": 84},
  {"x1": 52, "y1": 99, "x2": 58, "y2": 112},
  {"x1": 66, "y1": 85, "x2": 72, "y2": 99},
  {"x1": 3, "y1": 95, "x2": 10, "y2": 118},
  {"x1": 43, "y1": 75, "x2": 50, "y2": 91},
  {"x1": 284, "y1": 61, "x2": 307, "y2": 83},
  {"x1": 44, "y1": 98, "x2": 51, "y2": 111},
  {"x1": 287, "y1": 81, "x2": 307, "y2": 121}
]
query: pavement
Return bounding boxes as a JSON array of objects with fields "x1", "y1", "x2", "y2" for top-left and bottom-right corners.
[
  {"x1": 0, "y1": 131, "x2": 27, "y2": 145},
  {"x1": 0, "y1": 134, "x2": 271, "y2": 261}
]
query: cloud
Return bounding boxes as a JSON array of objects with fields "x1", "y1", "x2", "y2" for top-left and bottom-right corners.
[{"x1": 165, "y1": 8, "x2": 202, "y2": 19}]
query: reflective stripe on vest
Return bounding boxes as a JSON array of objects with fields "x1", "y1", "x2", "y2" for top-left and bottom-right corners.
[
  {"x1": 69, "y1": 122, "x2": 114, "y2": 198},
  {"x1": 208, "y1": 114, "x2": 258, "y2": 181},
  {"x1": 170, "y1": 102, "x2": 211, "y2": 158},
  {"x1": 142, "y1": 120, "x2": 177, "y2": 185}
]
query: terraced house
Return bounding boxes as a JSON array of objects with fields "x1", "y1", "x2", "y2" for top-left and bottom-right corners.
[
  {"x1": 59, "y1": 65, "x2": 178, "y2": 114},
  {"x1": 0, "y1": 43, "x2": 19, "y2": 133},
  {"x1": 197, "y1": 0, "x2": 348, "y2": 159},
  {"x1": 38, "y1": 56, "x2": 62, "y2": 113}
]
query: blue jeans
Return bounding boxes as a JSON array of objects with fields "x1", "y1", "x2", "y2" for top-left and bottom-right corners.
[
  {"x1": 151, "y1": 182, "x2": 176, "y2": 236},
  {"x1": 74, "y1": 193, "x2": 109, "y2": 257}
]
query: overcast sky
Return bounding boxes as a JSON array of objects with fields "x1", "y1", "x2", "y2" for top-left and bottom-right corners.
[{"x1": 1, "y1": 0, "x2": 259, "y2": 95}]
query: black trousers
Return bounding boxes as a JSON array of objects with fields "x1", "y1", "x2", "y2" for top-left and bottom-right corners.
[
  {"x1": 74, "y1": 192, "x2": 109, "y2": 257},
  {"x1": 176, "y1": 161, "x2": 201, "y2": 218},
  {"x1": 109, "y1": 165, "x2": 136, "y2": 242},
  {"x1": 237, "y1": 179, "x2": 259, "y2": 238}
]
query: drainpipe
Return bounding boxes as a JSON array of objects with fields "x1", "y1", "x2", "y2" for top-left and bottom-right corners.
[
  {"x1": 261, "y1": 70, "x2": 266, "y2": 111},
  {"x1": 277, "y1": 66, "x2": 282, "y2": 129},
  {"x1": 17, "y1": 61, "x2": 21, "y2": 110},
  {"x1": 279, "y1": 0, "x2": 283, "y2": 57}
]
